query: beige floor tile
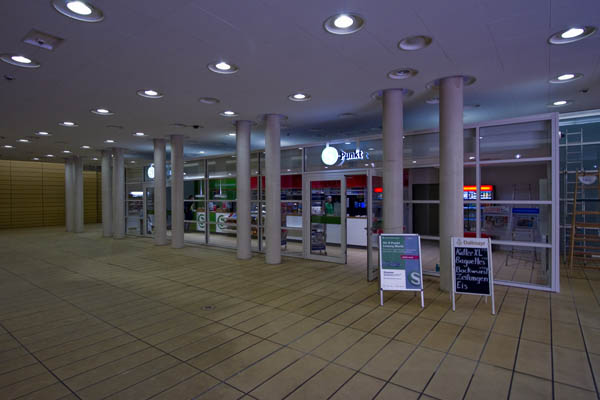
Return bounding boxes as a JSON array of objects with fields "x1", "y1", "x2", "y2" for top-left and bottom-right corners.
[
  {"x1": 480, "y1": 333, "x2": 518, "y2": 369},
  {"x1": 10, "y1": 382, "x2": 71, "y2": 400},
  {"x1": 329, "y1": 372, "x2": 385, "y2": 400},
  {"x1": 250, "y1": 313, "x2": 306, "y2": 338},
  {"x1": 371, "y1": 312, "x2": 412, "y2": 338},
  {"x1": 360, "y1": 340, "x2": 414, "y2": 380},
  {"x1": 421, "y1": 322, "x2": 462, "y2": 352},
  {"x1": 268, "y1": 317, "x2": 322, "y2": 345},
  {"x1": 0, "y1": 363, "x2": 46, "y2": 388},
  {"x1": 582, "y1": 325, "x2": 600, "y2": 355},
  {"x1": 515, "y1": 339, "x2": 552, "y2": 380},
  {"x1": 250, "y1": 355, "x2": 327, "y2": 400},
  {"x1": 350, "y1": 309, "x2": 393, "y2": 332},
  {"x1": 208, "y1": 340, "x2": 281, "y2": 380},
  {"x1": 374, "y1": 383, "x2": 419, "y2": 400},
  {"x1": 464, "y1": 363, "x2": 511, "y2": 400},
  {"x1": 286, "y1": 363, "x2": 354, "y2": 400},
  {"x1": 152, "y1": 375, "x2": 236, "y2": 400},
  {"x1": 330, "y1": 304, "x2": 374, "y2": 326},
  {"x1": 390, "y1": 347, "x2": 444, "y2": 392},
  {"x1": 424, "y1": 354, "x2": 476, "y2": 400},
  {"x1": 509, "y1": 372, "x2": 552, "y2": 400},
  {"x1": 554, "y1": 382, "x2": 597, "y2": 400},
  {"x1": 311, "y1": 328, "x2": 366, "y2": 361},
  {"x1": 188, "y1": 334, "x2": 262, "y2": 370},
  {"x1": 335, "y1": 333, "x2": 389, "y2": 370},
  {"x1": 553, "y1": 346, "x2": 596, "y2": 391},
  {"x1": 227, "y1": 347, "x2": 303, "y2": 393},
  {"x1": 310, "y1": 301, "x2": 354, "y2": 321},
  {"x1": 0, "y1": 371, "x2": 58, "y2": 399},
  {"x1": 449, "y1": 327, "x2": 488, "y2": 360},
  {"x1": 171, "y1": 328, "x2": 244, "y2": 360},
  {"x1": 394, "y1": 317, "x2": 436, "y2": 344},
  {"x1": 466, "y1": 310, "x2": 496, "y2": 332},
  {"x1": 553, "y1": 321, "x2": 586, "y2": 351},
  {"x1": 492, "y1": 312, "x2": 523, "y2": 337},
  {"x1": 521, "y1": 316, "x2": 551, "y2": 344},
  {"x1": 288, "y1": 322, "x2": 345, "y2": 352}
]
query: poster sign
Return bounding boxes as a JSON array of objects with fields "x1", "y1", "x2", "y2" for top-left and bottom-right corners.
[
  {"x1": 451, "y1": 237, "x2": 495, "y2": 314},
  {"x1": 378, "y1": 234, "x2": 424, "y2": 307}
]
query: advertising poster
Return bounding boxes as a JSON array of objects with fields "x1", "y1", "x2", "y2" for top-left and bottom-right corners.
[{"x1": 379, "y1": 234, "x2": 424, "y2": 307}]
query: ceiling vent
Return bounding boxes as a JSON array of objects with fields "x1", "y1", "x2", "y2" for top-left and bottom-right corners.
[{"x1": 22, "y1": 29, "x2": 64, "y2": 51}]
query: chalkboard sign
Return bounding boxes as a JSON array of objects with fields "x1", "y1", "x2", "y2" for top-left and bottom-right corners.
[{"x1": 451, "y1": 237, "x2": 495, "y2": 314}]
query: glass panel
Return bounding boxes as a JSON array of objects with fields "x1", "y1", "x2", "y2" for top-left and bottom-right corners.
[
  {"x1": 464, "y1": 128, "x2": 476, "y2": 162},
  {"x1": 126, "y1": 183, "x2": 143, "y2": 200},
  {"x1": 409, "y1": 168, "x2": 439, "y2": 200},
  {"x1": 481, "y1": 161, "x2": 551, "y2": 201},
  {"x1": 207, "y1": 157, "x2": 236, "y2": 178},
  {"x1": 482, "y1": 204, "x2": 551, "y2": 244},
  {"x1": 145, "y1": 186, "x2": 154, "y2": 235},
  {"x1": 361, "y1": 139, "x2": 383, "y2": 168},
  {"x1": 493, "y1": 244, "x2": 551, "y2": 287},
  {"x1": 207, "y1": 223, "x2": 237, "y2": 248},
  {"x1": 480, "y1": 120, "x2": 551, "y2": 161},
  {"x1": 282, "y1": 202, "x2": 302, "y2": 229},
  {"x1": 421, "y1": 239, "x2": 440, "y2": 273},
  {"x1": 281, "y1": 174, "x2": 302, "y2": 200},
  {"x1": 412, "y1": 203, "x2": 439, "y2": 236},
  {"x1": 404, "y1": 132, "x2": 439, "y2": 166},
  {"x1": 209, "y1": 178, "x2": 236, "y2": 200},
  {"x1": 281, "y1": 149, "x2": 303, "y2": 173},
  {"x1": 251, "y1": 154, "x2": 260, "y2": 176},
  {"x1": 282, "y1": 227, "x2": 302, "y2": 256},
  {"x1": 126, "y1": 200, "x2": 143, "y2": 235},
  {"x1": 184, "y1": 161, "x2": 205, "y2": 180},
  {"x1": 251, "y1": 202, "x2": 262, "y2": 227},
  {"x1": 125, "y1": 166, "x2": 144, "y2": 183},
  {"x1": 369, "y1": 175, "x2": 383, "y2": 281},
  {"x1": 310, "y1": 180, "x2": 342, "y2": 257}
]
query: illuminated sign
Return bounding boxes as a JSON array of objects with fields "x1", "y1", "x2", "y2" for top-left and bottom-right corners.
[
  {"x1": 147, "y1": 164, "x2": 155, "y2": 179},
  {"x1": 321, "y1": 146, "x2": 369, "y2": 166}
]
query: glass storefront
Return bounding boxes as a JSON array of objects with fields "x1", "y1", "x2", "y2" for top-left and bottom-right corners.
[{"x1": 133, "y1": 113, "x2": 559, "y2": 291}]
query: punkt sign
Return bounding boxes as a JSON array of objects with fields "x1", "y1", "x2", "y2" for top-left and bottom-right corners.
[{"x1": 321, "y1": 145, "x2": 369, "y2": 166}]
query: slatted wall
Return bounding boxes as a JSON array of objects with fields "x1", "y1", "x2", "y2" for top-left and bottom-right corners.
[{"x1": 0, "y1": 160, "x2": 102, "y2": 229}]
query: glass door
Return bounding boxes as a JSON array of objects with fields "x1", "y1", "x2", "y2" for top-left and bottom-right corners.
[
  {"x1": 143, "y1": 183, "x2": 154, "y2": 236},
  {"x1": 304, "y1": 174, "x2": 346, "y2": 263},
  {"x1": 368, "y1": 170, "x2": 383, "y2": 281}
]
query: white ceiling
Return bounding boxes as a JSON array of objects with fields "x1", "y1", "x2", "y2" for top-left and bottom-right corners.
[{"x1": 0, "y1": 0, "x2": 599, "y2": 163}]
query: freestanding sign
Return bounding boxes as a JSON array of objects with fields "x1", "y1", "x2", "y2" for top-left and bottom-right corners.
[
  {"x1": 451, "y1": 237, "x2": 495, "y2": 314},
  {"x1": 379, "y1": 234, "x2": 424, "y2": 307}
]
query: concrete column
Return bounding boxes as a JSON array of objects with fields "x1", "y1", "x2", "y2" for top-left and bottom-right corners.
[
  {"x1": 265, "y1": 114, "x2": 282, "y2": 264},
  {"x1": 112, "y1": 147, "x2": 125, "y2": 239},
  {"x1": 101, "y1": 150, "x2": 113, "y2": 237},
  {"x1": 64, "y1": 158, "x2": 74, "y2": 232},
  {"x1": 170, "y1": 135, "x2": 184, "y2": 249},
  {"x1": 382, "y1": 89, "x2": 404, "y2": 234},
  {"x1": 73, "y1": 156, "x2": 84, "y2": 233},
  {"x1": 236, "y1": 120, "x2": 252, "y2": 260},
  {"x1": 153, "y1": 139, "x2": 168, "y2": 245},
  {"x1": 439, "y1": 76, "x2": 464, "y2": 291}
]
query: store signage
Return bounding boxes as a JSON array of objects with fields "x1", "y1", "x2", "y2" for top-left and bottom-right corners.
[
  {"x1": 378, "y1": 234, "x2": 424, "y2": 307},
  {"x1": 147, "y1": 164, "x2": 155, "y2": 179},
  {"x1": 321, "y1": 146, "x2": 369, "y2": 166},
  {"x1": 451, "y1": 237, "x2": 495, "y2": 314}
]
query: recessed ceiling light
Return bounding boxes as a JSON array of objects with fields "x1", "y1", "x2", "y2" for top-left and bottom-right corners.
[
  {"x1": 104, "y1": 139, "x2": 115, "y2": 143},
  {"x1": 130, "y1": 160, "x2": 136, "y2": 164},
  {"x1": 59, "y1": 121, "x2": 78, "y2": 127},
  {"x1": 220, "y1": 110, "x2": 238, "y2": 117},
  {"x1": 51, "y1": 0, "x2": 104, "y2": 22},
  {"x1": 0, "y1": 54, "x2": 40, "y2": 68},
  {"x1": 549, "y1": 72, "x2": 583, "y2": 84},
  {"x1": 81, "y1": 145, "x2": 91, "y2": 149},
  {"x1": 46, "y1": 154, "x2": 54, "y2": 158},
  {"x1": 515, "y1": 154, "x2": 522, "y2": 159},
  {"x1": 288, "y1": 93, "x2": 311, "y2": 102},
  {"x1": 368, "y1": 147, "x2": 374, "y2": 151},
  {"x1": 412, "y1": 160, "x2": 417, "y2": 164},
  {"x1": 469, "y1": 156, "x2": 475, "y2": 160},
  {"x1": 344, "y1": 142, "x2": 351, "y2": 145},
  {"x1": 398, "y1": 35, "x2": 432, "y2": 51},
  {"x1": 426, "y1": 97, "x2": 440, "y2": 105},
  {"x1": 548, "y1": 26, "x2": 596, "y2": 44},
  {"x1": 324, "y1": 13, "x2": 364, "y2": 35},
  {"x1": 137, "y1": 89, "x2": 163, "y2": 99},
  {"x1": 91, "y1": 108, "x2": 113, "y2": 115},
  {"x1": 387, "y1": 68, "x2": 418, "y2": 80},
  {"x1": 62, "y1": 150, "x2": 71, "y2": 153},
  {"x1": 17, "y1": 139, "x2": 30, "y2": 143},
  {"x1": 228, "y1": 133, "x2": 236, "y2": 136},
  {"x1": 298, "y1": 147, "x2": 303, "y2": 150},
  {"x1": 198, "y1": 97, "x2": 220, "y2": 104},
  {"x1": 92, "y1": 157, "x2": 98, "y2": 160},
  {"x1": 3, "y1": 145, "x2": 14, "y2": 149},
  {"x1": 199, "y1": 151, "x2": 205, "y2": 154},
  {"x1": 35, "y1": 131, "x2": 51, "y2": 136},
  {"x1": 132, "y1": 132, "x2": 145, "y2": 137},
  {"x1": 208, "y1": 61, "x2": 239, "y2": 74},
  {"x1": 32, "y1": 157, "x2": 40, "y2": 161},
  {"x1": 549, "y1": 100, "x2": 571, "y2": 107}
]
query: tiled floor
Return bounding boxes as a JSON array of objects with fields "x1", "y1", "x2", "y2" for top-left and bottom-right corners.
[{"x1": 0, "y1": 225, "x2": 599, "y2": 400}]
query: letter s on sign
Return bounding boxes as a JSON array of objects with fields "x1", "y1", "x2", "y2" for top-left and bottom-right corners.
[{"x1": 409, "y1": 272, "x2": 421, "y2": 286}]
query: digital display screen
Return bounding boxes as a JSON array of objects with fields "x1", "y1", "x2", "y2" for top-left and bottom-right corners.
[{"x1": 463, "y1": 185, "x2": 493, "y2": 200}]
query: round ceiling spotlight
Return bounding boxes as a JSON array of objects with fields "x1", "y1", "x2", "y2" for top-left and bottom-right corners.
[
  {"x1": 549, "y1": 100, "x2": 572, "y2": 107},
  {"x1": 137, "y1": 89, "x2": 163, "y2": 99},
  {"x1": 59, "y1": 121, "x2": 78, "y2": 127},
  {"x1": 51, "y1": 0, "x2": 104, "y2": 22},
  {"x1": 425, "y1": 97, "x2": 439, "y2": 105},
  {"x1": 3, "y1": 145, "x2": 15, "y2": 149},
  {"x1": 387, "y1": 68, "x2": 418, "y2": 80},
  {"x1": 32, "y1": 157, "x2": 40, "y2": 161},
  {"x1": 81, "y1": 145, "x2": 91, "y2": 149},
  {"x1": 132, "y1": 132, "x2": 146, "y2": 137},
  {"x1": 370, "y1": 88, "x2": 415, "y2": 101},
  {"x1": 104, "y1": 139, "x2": 116, "y2": 143},
  {"x1": 91, "y1": 108, "x2": 114, "y2": 115},
  {"x1": 17, "y1": 139, "x2": 30, "y2": 143},
  {"x1": 208, "y1": 61, "x2": 239, "y2": 74},
  {"x1": 220, "y1": 110, "x2": 238, "y2": 117},
  {"x1": 0, "y1": 54, "x2": 40, "y2": 68},
  {"x1": 323, "y1": 13, "x2": 365, "y2": 35},
  {"x1": 35, "y1": 131, "x2": 51, "y2": 137},
  {"x1": 426, "y1": 75, "x2": 476, "y2": 90},
  {"x1": 92, "y1": 157, "x2": 98, "y2": 161},
  {"x1": 548, "y1": 26, "x2": 596, "y2": 44},
  {"x1": 398, "y1": 35, "x2": 432, "y2": 51},
  {"x1": 288, "y1": 92, "x2": 311, "y2": 102},
  {"x1": 198, "y1": 97, "x2": 220, "y2": 104},
  {"x1": 549, "y1": 72, "x2": 583, "y2": 84},
  {"x1": 62, "y1": 150, "x2": 72, "y2": 154}
]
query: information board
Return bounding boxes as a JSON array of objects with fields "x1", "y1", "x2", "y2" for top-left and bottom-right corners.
[
  {"x1": 451, "y1": 237, "x2": 495, "y2": 314},
  {"x1": 379, "y1": 234, "x2": 424, "y2": 307}
]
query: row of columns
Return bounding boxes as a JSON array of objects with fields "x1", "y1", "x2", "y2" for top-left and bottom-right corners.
[{"x1": 92, "y1": 81, "x2": 463, "y2": 291}]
